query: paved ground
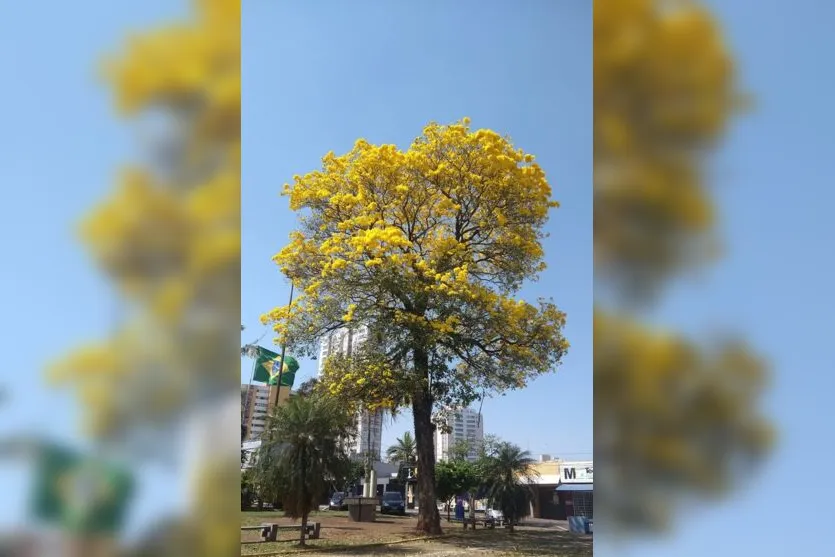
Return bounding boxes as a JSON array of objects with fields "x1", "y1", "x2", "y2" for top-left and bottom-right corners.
[{"x1": 242, "y1": 510, "x2": 419, "y2": 548}]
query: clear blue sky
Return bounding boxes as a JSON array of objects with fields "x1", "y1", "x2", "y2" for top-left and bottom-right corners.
[{"x1": 241, "y1": 0, "x2": 593, "y2": 461}]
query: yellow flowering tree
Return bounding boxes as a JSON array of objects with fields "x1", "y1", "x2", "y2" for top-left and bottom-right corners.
[
  {"x1": 263, "y1": 119, "x2": 568, "y2": 534},
  {"x1": 594, "y1": 0, "x2": 773, "y2": 534}
]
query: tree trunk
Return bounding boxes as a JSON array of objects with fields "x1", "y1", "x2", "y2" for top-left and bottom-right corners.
[
  {"x1": 411, "y1": 370, "x2": 442, "y2": 535},
  {"x1": 300, "y1": 449, "x2": 308, "y2": 546}
]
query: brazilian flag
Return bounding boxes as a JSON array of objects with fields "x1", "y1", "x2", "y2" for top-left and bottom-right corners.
[
  {"x1": 252, "y1": 346, "x2": 299, "y2": 387},
  {"x1": 30, "y1": 444, "x2": 134, "y2": 534}
]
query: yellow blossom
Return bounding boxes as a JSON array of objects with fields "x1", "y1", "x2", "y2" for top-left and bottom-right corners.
[{"x1": 343, "y1": 303, "x2": 357, "y2": 322}]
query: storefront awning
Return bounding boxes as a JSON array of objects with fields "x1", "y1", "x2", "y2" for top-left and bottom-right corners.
[{"x1": 555, "y1": 483, "x2": 593, "y2": 492}]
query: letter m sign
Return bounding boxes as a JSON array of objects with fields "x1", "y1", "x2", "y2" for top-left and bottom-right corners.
[{"x1": 563, "y1": 467, "x2": 576, "y2": 480}]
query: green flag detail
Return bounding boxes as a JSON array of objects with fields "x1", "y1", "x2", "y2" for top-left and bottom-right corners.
[
  {"x1": 252, "y1": 346, "x2": 299, "y2": 387},
  {"x1": 30, "y1": 444, "x2": 134, "y2": 534}
]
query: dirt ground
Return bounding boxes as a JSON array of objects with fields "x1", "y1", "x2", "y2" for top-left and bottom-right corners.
[
  {"x1": 242, "y1": 510, "x2": 423, "y2": 546},
  {"x1": 241, "y1": 511, "x2": 593, "y2": 556}
]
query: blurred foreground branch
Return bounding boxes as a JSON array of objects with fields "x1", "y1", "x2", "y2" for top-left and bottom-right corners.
[{"x1": 594, "y1": 0, "x2": 774, "y2": 536}]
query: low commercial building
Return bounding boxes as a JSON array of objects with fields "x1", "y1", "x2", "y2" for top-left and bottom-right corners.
[
  {"x1": 342, "y1": 459, "x2": 400, "y2": 497},
  {"x1": 528, "y1": 458, "x2": 563, "y2": 519},
  {"x1": 527, "y1": 458, "x2": 593, "y2": 520},
  {"x1": 554, "y1": 461, "x2": 593, "y2": 519}
]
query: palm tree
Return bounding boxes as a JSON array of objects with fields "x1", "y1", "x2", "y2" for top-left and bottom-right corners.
[
  {"x1": 386, "y1": 431, "x2": 417, "y2": 466},
  {"x1": 261, "y1": 392, "x2": 356, "y2": 546},
  {"x1": 386, "y1": 432, "x2": 418, "y2": 502},
  {"x1": 481, "y1": 442, "x2": 539, "y2": 533},
  {"x1": 250, "y1": 430, "x2": 286, "y2": 510}
]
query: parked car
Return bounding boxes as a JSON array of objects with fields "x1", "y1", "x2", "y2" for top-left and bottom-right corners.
[
  {"x1": 380, "y1": 491, "x2": 406, "y2": 515},
  {"x1": 329, "y1": 491, "x2": 348, "y2": 511},
  {"x1": 485, "y1": 507, "x2": 504, "y2": 522}
]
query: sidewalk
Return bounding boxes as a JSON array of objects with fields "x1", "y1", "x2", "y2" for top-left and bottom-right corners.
[{"x1": 519, "y1": 517, "x2": 570, "y2": 531}]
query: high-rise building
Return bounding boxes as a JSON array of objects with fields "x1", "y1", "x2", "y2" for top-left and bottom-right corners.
[
  {"x1": 318, "y1": 325, "x2": 383, "y2": 461},
  {"x1": 241, "y1": 383, "x2": 290, "y2": 440},
  {"x1": 434, "y1": 407, "x2": 484, "y2": 462},
  {"x1": 317, "y1": 326, "x2": 369, "y2": 375},
  {"x1": 355, "y1": 407, "x2": 384, "y2": 462},
  {"x1": 241, "y1": 384, "x2": 269, "y2": 440}
]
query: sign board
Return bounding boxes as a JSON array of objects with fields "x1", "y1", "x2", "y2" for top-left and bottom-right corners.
[{"x1": 559, "y1": 461, "x2": 593, "y2": 483}]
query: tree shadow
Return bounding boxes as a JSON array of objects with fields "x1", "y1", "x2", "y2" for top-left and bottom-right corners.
[
  {"x1": 290, "y1": 544, "x2": 426, "y2": 555},
  {"x1": 440, "y1": 528, "x2": 593, "y2": 555}
]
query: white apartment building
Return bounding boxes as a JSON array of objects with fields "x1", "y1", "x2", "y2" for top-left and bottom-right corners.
[
  {"x1": 241, "y1": 384, "x2": 271, "y2": 439},
  {"x1": 317, "y1": 326, "x2": 369, "y2": 374},
  {"x1": 434, "y1": 407, "x2": 484, "y2": 462},
  {"x1": 354, "y1": 406, "x2": 384, "y2": 462},
  {"x1": 318, "y1": 325, "x2": 383, "y2": 461}
]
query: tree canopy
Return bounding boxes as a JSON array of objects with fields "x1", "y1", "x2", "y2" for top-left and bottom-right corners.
[
  {"x1": 264, "y1": 119, "x2": 568, "y2": 411},
  {"x1": 385, "y1": 431, "x2": 417, "y2": 467},
  {"x1": 435, "y1": 459, "x2": 480, "y2": 520}
]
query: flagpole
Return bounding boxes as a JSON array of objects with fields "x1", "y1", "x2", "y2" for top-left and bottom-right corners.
[
  {"x1": 242, "y1": 320, "x2": 273, "y2": 440},
  {"x1": 272, "y1": 280, "x2": 295, "y2": 408},
  {"x1": 241, "y1": 324, "x2": 260, "y2": 441},
  {"x1": 242, "y1": 352, "x2": 258, "y2": 441}
]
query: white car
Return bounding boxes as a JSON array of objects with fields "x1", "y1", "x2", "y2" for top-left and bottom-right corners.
[{"x1": 485, "y1": 507, "x2": 504, "y2": 521}]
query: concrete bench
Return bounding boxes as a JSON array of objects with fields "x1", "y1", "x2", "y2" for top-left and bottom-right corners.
[
  {"x1": 444, "y1": 516, "x2": 499, "y2": 530},
  {"x1": 241, "y1": 522, "x2": 321, "y2": 542},
  {"x1": 239, "y1": 524, "x2": 279, "y2": 542},
  {"x1": 276, "y1": 522, "x2": 321, "y2": 539}
]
